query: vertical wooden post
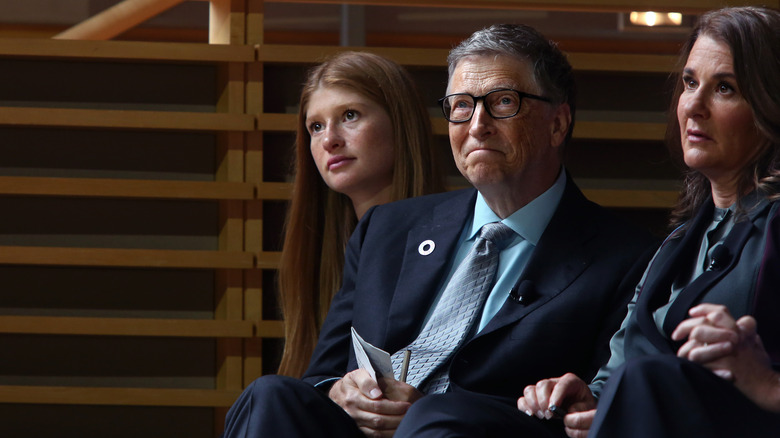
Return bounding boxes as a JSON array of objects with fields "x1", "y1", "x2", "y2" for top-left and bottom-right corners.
[
  {"x1": 243, "y1": 0, "x2": 266, "y2": 385},
  {"x1": 212, "y1": 1, "x2": 250, "y2": 434}
]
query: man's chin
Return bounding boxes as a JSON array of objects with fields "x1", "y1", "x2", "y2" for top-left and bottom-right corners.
[{"x1": 462, "y1": 165, "x2": 507, "y2": 188}]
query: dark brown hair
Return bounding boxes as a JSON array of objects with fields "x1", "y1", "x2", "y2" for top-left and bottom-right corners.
[{"x1": 666, "y1": 6, "x2": 780, "y2": 228}]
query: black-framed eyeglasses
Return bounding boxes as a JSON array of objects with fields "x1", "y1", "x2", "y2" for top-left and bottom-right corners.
[{"x1": 438, "y1": 88, "x2": 551, "y2": 123}]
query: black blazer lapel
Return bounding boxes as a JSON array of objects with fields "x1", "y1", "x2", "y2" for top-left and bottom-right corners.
[
  {"x1": 663, "y1": 199, "x2": 771, "y2": 346},
  {"x1": 478, "y1": 179, "x2": 595, "y2": 336},
  {"x1": 634, "y1": 201, "x2": 714, "y2": 354},
  {"x1": 384, "y1": 190, "x2": 477, "y2": 352},
  {"x1": 661, "y1": 220, "x2": 754, "y2": 341}
]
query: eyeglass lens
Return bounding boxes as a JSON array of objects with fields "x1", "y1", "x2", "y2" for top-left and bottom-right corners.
[{"x1": 443, "y1": 89, "x2": 522, "y2": 122}]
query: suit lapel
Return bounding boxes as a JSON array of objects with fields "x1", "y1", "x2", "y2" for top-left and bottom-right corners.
[
  {"x1": 637, "y1": 197, "x2": 770, "y2": 354},
  {"x1": 384, "y1": 190, "x2": 477, "y2": 352},
  {"x1": 661, "y1": 221, "x2": 749, "y2": 336},
  {"x1": 634, "y1": 202, "x2": 713, "y2": 354},
  {"x1": 478, "y1": 179, "x2": 596, "y2": 336},
  {"x1": 662, "y1": 200, "x2": 769, "y2": 346}
]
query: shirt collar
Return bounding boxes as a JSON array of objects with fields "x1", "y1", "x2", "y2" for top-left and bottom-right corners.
[{"x1": 470, "y1": 168, "x2": 567, "y2": 245}]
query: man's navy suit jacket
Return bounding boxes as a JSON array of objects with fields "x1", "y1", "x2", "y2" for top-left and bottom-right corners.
[{"x1": 302, "y1": 177, "x2": 656, "y2": 401}]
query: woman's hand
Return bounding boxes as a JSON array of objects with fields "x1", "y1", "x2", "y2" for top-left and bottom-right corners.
[
  {"x1": 673, "y1": 303, "x2": 780, "y2": 412},
  {"x1": 517, "y1": 373, "x2": 598, "y2": 438}
]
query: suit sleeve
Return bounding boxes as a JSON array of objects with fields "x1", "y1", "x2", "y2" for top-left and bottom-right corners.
[
  {"x1": 588, "y1": 239, "x2": 671, "y2": 398},
  {"x1": 585, "y1": 243, "x2": 655, "y2": 383}
]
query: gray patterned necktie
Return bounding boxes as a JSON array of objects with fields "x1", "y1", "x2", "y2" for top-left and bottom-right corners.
[{"x1": 391, "y1": 222, "x2": 515, "y2": 394}]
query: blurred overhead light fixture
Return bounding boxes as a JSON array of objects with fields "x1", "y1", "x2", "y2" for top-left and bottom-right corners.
[{"x1": 629, "y1": 11, "x2": 683, "y2": 27}]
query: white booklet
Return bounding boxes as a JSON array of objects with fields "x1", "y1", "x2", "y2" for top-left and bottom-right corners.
[{"x1": 351, "y1": 327, "x2": 396, "y2": 381}]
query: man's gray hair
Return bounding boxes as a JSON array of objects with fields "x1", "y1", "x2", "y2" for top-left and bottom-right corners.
[{"x1": 447, "y1": 23, "x2": 576, "y2": 145}]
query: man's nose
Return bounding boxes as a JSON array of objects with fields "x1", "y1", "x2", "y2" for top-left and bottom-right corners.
[{"x1": 468, "y1": 101, "x2": 495, "y2": 137}]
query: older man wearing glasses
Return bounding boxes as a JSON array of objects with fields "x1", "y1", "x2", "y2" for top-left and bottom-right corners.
[{"x1": 221, "y1": 24, "x2": 655, "y2": 438}]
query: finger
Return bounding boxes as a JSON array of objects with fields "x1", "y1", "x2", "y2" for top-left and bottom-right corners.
[
  {"x1": 563, "y1": 409, "x2": 595, "y2": 438},
  {"x1": 549, "y1": 374, "x2": 593, "y2": 414},
  {"x1": 328, "y1": 377, "x2": 363, "y2": 412},
  {"x1": 536, "y1": 379, "x2": 560, "y2": 419},
  {"x1": 548, "y1": 374, "x2": 576, "y2": 405},
  {"x1": 362, "y1": 398, "x2": 411, "y2": 416},
  {"x1": 517, "y1": 397, "x2": 529, "y2": 415},
  {"x1": 347, "y1": 369, "x2": 383, "y2": 400},
  {"x1": 686, "y1": 341, "x2": 735, "y2": 363},
  {"x1": 671, "y1": 315, "x2": 707, "y2": 341},
  {"x1": 517, "y1": 395, "x2": 536, "y2": 417},
  {"x1": 677, "y1": 337, "x2": 696, "y2": 359},
  {"x1": 688, "y1": 303, "x2": 729, "y2": 318},
  {"x1": 351, "y1": 401, "x2": 409, "y2": 432},
  {"x1": 735, "y1": 315, "x2": 758, "y2": 335},
  {"x1": 711, "y1": 368, "x2": 735, "y2": 381},
  {"x1": 521, "y1": 385, "x2": 545, "y2": 419},
  {"x1": 380, "y1": 379, "x2": 422, "y2": 403},
  {"x1": 361, "y1": 409, "x2": 406, "y2": 428},
  {"x1": 687, "y1": 304, "x2": 737, "y2": 332},
  {"x1": 688, "y1": 324, "x2": 738, "y2": 345},
  {"x1": 703, "y1": 308, "x2": 737, "y2": 330}
]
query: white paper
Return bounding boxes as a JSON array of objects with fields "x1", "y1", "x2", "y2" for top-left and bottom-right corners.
[{"x1": 351, "y1": 327, "x2": 396, "y2": 381}]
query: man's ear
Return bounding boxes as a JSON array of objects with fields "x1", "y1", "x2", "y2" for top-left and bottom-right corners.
[{"x1": 549, "y1": 102, "x2": 572, "y2": 148}]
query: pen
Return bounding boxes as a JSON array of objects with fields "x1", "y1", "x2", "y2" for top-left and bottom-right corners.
[{"x1": 400, "y1": 350, "x2": 411, "y2": 383}]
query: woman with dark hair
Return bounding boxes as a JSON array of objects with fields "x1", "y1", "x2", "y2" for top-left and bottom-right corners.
[
  {"x1": 277, "y1": 51, "x2": 444, "y2": 378},
  {"x1": 518, "y1": 6, "x2": 780, "y2": 437}
]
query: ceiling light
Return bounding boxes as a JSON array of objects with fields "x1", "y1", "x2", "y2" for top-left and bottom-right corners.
[{"x1": 629, "y1": 11, "x2": 683, "y2": 27}]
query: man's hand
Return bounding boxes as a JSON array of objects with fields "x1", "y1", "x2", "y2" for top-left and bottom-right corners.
[
  {"x1": 673, "y1": 303, "x2": 780, "y2": 413},
  {"x1": 517, "y1": 373, "x2": 597, "y2": 438},
  {"x1": 328, "y1": 369, "x2": 422, "y2": 437}
]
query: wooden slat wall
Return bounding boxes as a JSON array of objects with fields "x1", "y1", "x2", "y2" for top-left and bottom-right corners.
[
  {"x1": 0, "y1": 2, "x2": 267, "y2": 435},
  {"x1": 1, "y1": 0, "x2": 771, "y2": 436}
]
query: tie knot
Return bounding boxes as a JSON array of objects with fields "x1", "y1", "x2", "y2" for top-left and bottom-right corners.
[{"x1": 478, "y1": 222, "x2": 515, "y2": 249}]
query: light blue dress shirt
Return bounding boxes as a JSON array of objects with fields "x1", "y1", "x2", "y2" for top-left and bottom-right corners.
[
  {"x1": 317, "y1": 170, "x2": 566, "y2": 389},
  {"x1": 423, "y1": 169, "x2": 567, "y2": 333}
]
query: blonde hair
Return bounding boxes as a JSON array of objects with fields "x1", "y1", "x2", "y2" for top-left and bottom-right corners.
[{"x1": 277, "y1": 51, "x2": 444, "y2": 377}]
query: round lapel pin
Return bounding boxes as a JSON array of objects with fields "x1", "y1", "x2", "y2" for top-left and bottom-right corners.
[{"x1": 418, "y1": 240, "x2": 435, "y2": 256}]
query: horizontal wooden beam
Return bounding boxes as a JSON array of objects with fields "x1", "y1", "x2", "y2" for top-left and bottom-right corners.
[
  {"x1": 263, "y1": 0, "x2": 773, "y2": 14},
  {"x1": 257, "y1": 44, "x2": 447, "y2": 67},
  {"x1": 566, "y1": 52, "x2": 677, "y2": 73},
  {"x1": 572, "y1": 121, "x2": 667, "y2": 140},
  {"x1": 256, "y1": 182, "x2": 293, "y2": 200},
  {"x1": 0, "y1": 38, "x2": 254, "y2": 62},
  {"x1": 583, "y1": 188, "x2": 678, "y2": 208},
  {"x1": 0, "y1": 386, "x2": 241, "y2": 407},
  {"x1": 256, "y1": 320, "x2": 284, "y2": 338},
  {"x1": 256, "y1": 251, "x2": 282, "y2": 270},
  {"x1": 257, "y1": 44, "x2": 675, "y2": 72},
  {"x1": 0, "y1": 176, "x2": 254, "y2": 200},
  {"x1": 0, "y1": 107, "x2": 255, "y2": 131},
  {"x1": 0, "y1": 246, "x2": 254, "y2": 269},
  {"x1": 0, "y1": 316, "x2": 254, "y2": 338},
  {"x1": 256, "y1": 112, "x2": 296, "y2": 131}
]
